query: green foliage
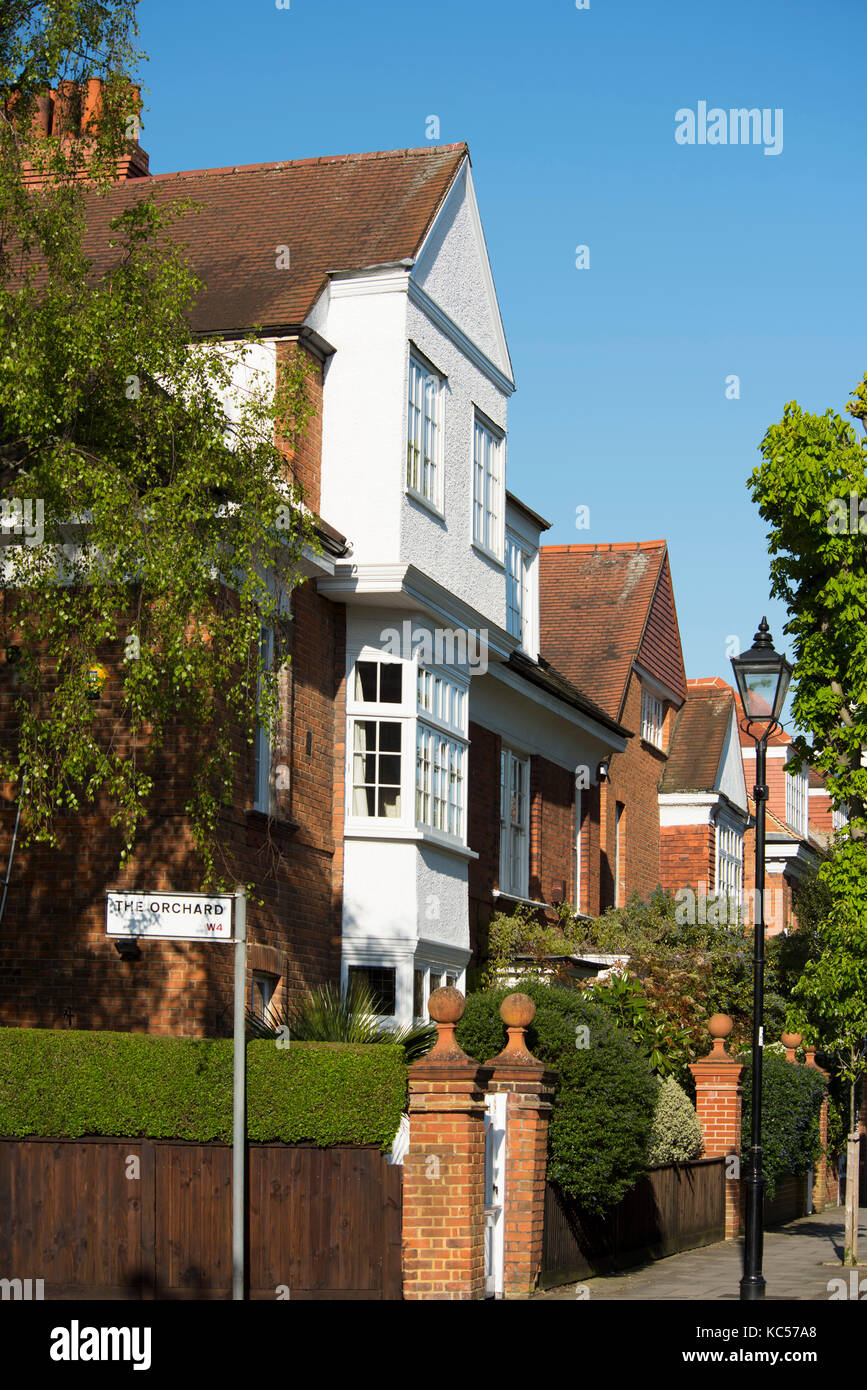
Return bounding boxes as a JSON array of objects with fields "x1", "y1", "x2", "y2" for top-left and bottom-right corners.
[
  {"x1": 748, "y1": 376, "x2": 867, "y2": 834},
  {"x1": 482, "y1": 902, "x2": 589, "y2": 987},
  {"x1": 456, "y1": 981, "x2": 658, "y2": 1213},
  {"x1": 645, "y1": 1076, "x2": 704, "y2": 1167},
  {"x1": 0, "y1": 1027, "x2": 407, "y2": 1148},
  {"x1": 246, "y1": 978, "x2": 437, "y2": 1064},
  {"x1": 0, "y1": 3, "x2": 317, "y2": 887},
  {"x1": 582, "y1": 970, "x2": 695, "y2": 1082},
  {"x1": 554, "y1": 889, "x2": 790, "y2": 1059},
  {"x1": 740, "y1": 1054, "x2": 827, "y2": 1199}
]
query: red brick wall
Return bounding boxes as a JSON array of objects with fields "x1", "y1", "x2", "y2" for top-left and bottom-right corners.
[
  {"x1": 0, "y1": 579, "x2": 345, "y2": 1035},
  {"x1": 603, "y1": 673, "x2": 667, "y2": 908},
  {"x1": 659, "y1": 822, "x2": 715, "y2": 900},
  {"x1": 275, "y1": 340, "x2": 324, "y2": 514},
  {"x1": 467, "y1": 725, "x2": 581, "y2": 965},
  {"x1": 529, "y1": 757, "x2": 574, "y2": 906}
]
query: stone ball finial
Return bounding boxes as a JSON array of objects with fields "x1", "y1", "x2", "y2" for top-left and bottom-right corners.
[
  {"x1": 708, "y1": 1013, "x2": 733, "y2": 1040},
  {"x1": 500, "y1": 993, "x2": 535, "y2": 1028},
  {"x1": 428, "y1": 986, "x2": 465, "y2": 1025},
  {"x1": 781, "y1": 1031, "x2": 802, "y2": 1049}
]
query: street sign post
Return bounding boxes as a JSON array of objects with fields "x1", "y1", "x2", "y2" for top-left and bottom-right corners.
[{"x1": 105, "y1": 886, "x2": 248, "y2": 1300}]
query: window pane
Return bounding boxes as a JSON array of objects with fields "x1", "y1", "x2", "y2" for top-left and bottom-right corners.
[
  {"x1": 413, "y1": 969, "x2": 424, "y2": 1017},
  {"x1": 379, "y1": 722, "x2": 401, "y2": 752},
  {"x1": 355, "y1": 662, "x2": 378, "y2": 702},
  {"x1": 379, "y1": 663, "x2": 403, "y2": 704},
  {"x1": 430, "y1": 973, "x2": 442, "y2": 995},
  {"x1": 348, "y1": 965, "x2": 396, "y2": 1016}
]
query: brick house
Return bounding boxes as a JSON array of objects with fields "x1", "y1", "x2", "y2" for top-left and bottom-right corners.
[
  {"x1": 0, "y1": 97, "x2": 630, "y2": 1033},
  {"x1": 657, "y1": 677, "x2": 750, "y2": 919},
  {"x1": 659, "y1": 676, "x2": 827, "y2": 934},
  {"x1": 538, "y1": 540, "x2": 688, "y2": 911}
]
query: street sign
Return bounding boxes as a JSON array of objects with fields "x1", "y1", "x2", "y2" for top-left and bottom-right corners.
[{"x1": 105, "y1": 890, "x2": 234, "y2": 941}]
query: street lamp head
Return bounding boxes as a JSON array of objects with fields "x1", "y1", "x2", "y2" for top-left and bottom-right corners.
[{"x1": 730, "y1": 617, "x2": 792, "y2": 737}]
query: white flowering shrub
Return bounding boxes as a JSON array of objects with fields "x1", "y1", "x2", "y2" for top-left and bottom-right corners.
[{"x1": 646, "y1": 1075, "x2": 704, "y2": 1166}]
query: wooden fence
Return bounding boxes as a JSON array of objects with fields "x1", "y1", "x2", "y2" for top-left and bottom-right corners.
[
  {"x1": 0, "y1": 1137, "x2": 402, "y2": 1300},
  {"x1": 541, "y1": 1157, "x2": 726, "y2": 1288}
]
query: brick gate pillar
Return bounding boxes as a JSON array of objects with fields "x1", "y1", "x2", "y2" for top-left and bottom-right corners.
[
  {"x1": 689, "y1": 1012, "x2": 744, "y2": 1238},
  {"x1": 485, "y1": 993, "x2": 557, "y2": 1299},
  {"x1": 804, "y1": 1045, "x2": 831, "y2": 1213},
  {"x1": 402, "y1": 987, "x2": 489, "y2": 1300}
]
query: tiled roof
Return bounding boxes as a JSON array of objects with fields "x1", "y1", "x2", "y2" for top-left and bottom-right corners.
[
  {"x1": 660, "y1": 679, "x2": 736, "y2": 794},
  {"x1": 539, "y1": 541, "x2": 686, "y2": 722},
  {"x1": 77, "y1": 145, "x2": 469, "y2": 333},
  {"x1": 507, "y1": 650, "x2": 630, "y2": 738}
]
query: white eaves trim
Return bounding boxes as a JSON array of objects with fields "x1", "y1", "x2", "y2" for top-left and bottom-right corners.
[
  {"x1": 407, "y1": 279, "x2": 515, "y2": 397},
  {"x1": 632, "y1": 662, "x2": 685, "y2": 709},
  {"x1": 488, "y1": 660, "x2": 627, "y2": 752},
  {"x1": 658, "y1": 792, "x2": 718, "y2": 827},
  {"x1": 315, "y1": 561, "x2": 517, "y2": 662}
]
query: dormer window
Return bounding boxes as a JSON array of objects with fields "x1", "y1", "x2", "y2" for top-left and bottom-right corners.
[
  {"x1": 407, "y1": 354, "x2": 444, "y2": 510},
  {"x1": 641, "y1": 688, "x2": 665, "y2": 750},
  {"x1": 472, "y1": 411, "x2": 503, "y2": 560}
]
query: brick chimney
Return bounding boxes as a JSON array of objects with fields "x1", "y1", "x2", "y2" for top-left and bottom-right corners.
[{"x1": 9, "y1": 79, "x2": 149, "y2": 186}]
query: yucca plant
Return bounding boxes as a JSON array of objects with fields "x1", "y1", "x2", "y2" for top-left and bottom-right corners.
[{"x1": 246, "y1": 978, "x2": 437, "y2": 1062}]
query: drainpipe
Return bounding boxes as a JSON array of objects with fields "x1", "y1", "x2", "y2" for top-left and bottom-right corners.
[{"x1": 0, "y1": 773, "x2": 25, "y2": 929}]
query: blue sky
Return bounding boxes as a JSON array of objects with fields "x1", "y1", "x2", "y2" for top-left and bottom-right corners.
[{"x1": 137, "y1": 0, "x2": 866, "y2": 720}]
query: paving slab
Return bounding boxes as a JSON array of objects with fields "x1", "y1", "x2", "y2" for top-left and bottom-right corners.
[{"x1": 533, "y1": 1205, "x2": 867, "y2": 1301}]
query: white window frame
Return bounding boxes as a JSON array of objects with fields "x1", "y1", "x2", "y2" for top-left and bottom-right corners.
[
  {"x1": 413, "y1": 961, "x2": 464, "y2": 1022},
  {"x1": 785, "y1": 761, "x2": 808, "y2": 837},
  {"x1": 406, "y1": 352, "x2": 444, "y2": 514},
  {"x1": 346, "y1": 655, "x2": 413, "y2": 827},
  {"x1": 415, "y1": 663, "x2": 468, "y2": 844},
  {"x1": 715, "y1": 820, "x2": 743, "y2": 912},
  {"x1": 472, "y1": 410, "x2": 504, "y2": 561},
  {"x1": 832, "y1": 804, "x2": 848, "y2": 832},
  {"x1": 505, "y1": 532, "x2": 532, "y2": 649},
  {"x1": 641, "y1": 688, "x2": 665, "y2": 750},
  {"x1": 500, "y1": 748, "x2": 530, "y2": 899},
  {"x1": 253, "y1": 626, "x2": 275, "y2": 813}
]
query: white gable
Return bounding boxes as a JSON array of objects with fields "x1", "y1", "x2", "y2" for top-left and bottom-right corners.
[
  {"x1": 717, "y1": 705, "x2": 748, "y2": 814},
  {"x1": 411, "y1": 160, "x2": 513, "y2": 384}
]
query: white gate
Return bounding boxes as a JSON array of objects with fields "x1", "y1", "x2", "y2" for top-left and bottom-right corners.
[{"x1": 484, "y1": 1092, "x2": 507, "y2": 1297}]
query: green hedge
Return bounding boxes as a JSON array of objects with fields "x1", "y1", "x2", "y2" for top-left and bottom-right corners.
[
  {"x1": 456, "y1": 981, "x2": 658, "y2": 1214},
  {"x1": 740, "y1": 1053, "x2": 826, "y2": 1198},
  {"x1": 0, "y1": 1029, "x2": 406, "y2": 1149}
]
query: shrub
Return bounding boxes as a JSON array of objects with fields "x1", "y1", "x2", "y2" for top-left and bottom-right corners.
[
  {"x1": 645, "y1": 1075, "x2": 704, "y2": 1166},
  {"x1": 456, "y1": 981, "x2": 657, "y2": 1213},
  {"x1": 0, "y1": 1028, "x2": 407, "y2": 1149},
  {"x1": 740, "y1": 1053, "x2": 826, "y2": 1198}
]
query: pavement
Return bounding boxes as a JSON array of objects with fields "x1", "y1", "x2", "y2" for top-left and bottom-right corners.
[{"x1": 533, "y1": 1206, "x2": 867, "y2": 1300}]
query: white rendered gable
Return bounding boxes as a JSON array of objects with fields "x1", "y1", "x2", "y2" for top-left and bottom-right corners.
[{"x1": 411, "y1": 160, "x2": 513, "y2": 385}]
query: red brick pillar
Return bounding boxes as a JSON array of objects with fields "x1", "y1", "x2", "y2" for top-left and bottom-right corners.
[
  {"x1": 689, "y1": 1012, "x2": 744, "y2": 1238},
  {"x1": 485, "y1": 993, "x2": 557, "y2": 1299},
  {"x1": 804, "y1": 1045, "x2": 830, "y2": 1213},
  {"x1": 402, "y1": 987, "x2": 489, "y2": 1300}
]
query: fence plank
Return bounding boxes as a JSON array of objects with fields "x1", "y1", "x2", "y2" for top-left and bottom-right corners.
[
  {"x1": 541, "y1": 1158, "x2": 726, "y2": 1289},
  {"x1": 0, "y1": 1137, "x2": 402, "y2": 1301}
]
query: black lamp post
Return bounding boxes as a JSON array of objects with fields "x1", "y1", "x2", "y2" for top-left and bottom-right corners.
[{"x1": 730, "y1": 617, "x2": 793, "y2": 1301}]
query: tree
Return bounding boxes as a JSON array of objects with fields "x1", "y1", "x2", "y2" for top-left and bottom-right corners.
[
  {"x1": 0, "y1": 2, "x2": 316, "y2": 887},
  {"x1": 749, "y1": 373, "x2": 867, "y2": 1264}
]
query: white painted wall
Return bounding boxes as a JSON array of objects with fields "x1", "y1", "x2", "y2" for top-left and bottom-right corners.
[{"x1": 313, "y1": 272, "x2": 408, "y2": 564}]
